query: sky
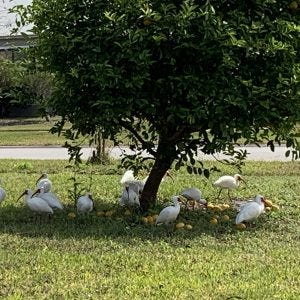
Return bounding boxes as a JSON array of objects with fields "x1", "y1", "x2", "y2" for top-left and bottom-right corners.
[{"x1": 0, "y1": 0, "x2": 32, "y2": 35}]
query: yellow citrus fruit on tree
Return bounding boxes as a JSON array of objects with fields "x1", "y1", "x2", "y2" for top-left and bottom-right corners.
[
  {"x1": 143, "y1": 17, "x2": 152, "y2": 26},
  {"x1": 289, "y1": 1, "x2": 298, "y2": 10}
]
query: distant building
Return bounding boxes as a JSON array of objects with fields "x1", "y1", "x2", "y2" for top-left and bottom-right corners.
[
  {"x1": 0, "y1": 0, "x2": 33, "y2": 60},
  {"x1": 0, "y1": 34, "x2": 36, "y2": 61}
]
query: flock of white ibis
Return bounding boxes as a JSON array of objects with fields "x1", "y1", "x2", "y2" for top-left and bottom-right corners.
[
  {"x1": 120, "y1": 171, "x2": 267, "y2": 231},
  {"x1": 0, "y1": 171, "x2": 267, "y2": 230}
]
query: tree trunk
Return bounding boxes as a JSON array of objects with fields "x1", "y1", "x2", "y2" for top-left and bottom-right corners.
[{"x1": 140, "y1": 142, "x2": 176, "y2": 211}]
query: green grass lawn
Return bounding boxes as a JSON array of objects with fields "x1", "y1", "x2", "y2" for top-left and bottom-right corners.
[
  {"x1": 0, "y1": 159, "x2": 299, "y2": 299},
  {"x1": 1, "y1": 117, "x2": 299, "y2": 147},
  {"x1": 0, "y1": 118, "x2": 67, "y2": 146}
]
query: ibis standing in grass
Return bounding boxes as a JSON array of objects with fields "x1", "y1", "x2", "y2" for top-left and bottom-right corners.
[
  {"x1": 119, "y1": 170, "x2": 144, "y2": 209},
  {"x1": 119, "y1": 186, "x2": 140, "y2": 208},
  {"x1": 235, "y1": 195, "x2": 266, "y2": 226},
  {"x1": 18, "y1": 189, "x2": 53, "y2": 219},
  {"x1": 156, "y1": 195, "x2": 181, "y2": 233},
  {"x1": 77, "y1": 192, "x2": 94, "y2": 214},
  {"x1": 213, "y1": 174, "x2": 245, "y2": 200},
  {"x1": 33, "y1": 186, "x2": 64, "y2": 211},
  {"x1": 119, "y1": 170, "x2": 174, "y2": 208},
  {"x1": 36, "y1": 173, "x2": 52, "y2": 193}
]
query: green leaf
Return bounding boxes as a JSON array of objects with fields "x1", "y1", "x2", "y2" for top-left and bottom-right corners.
[
  {"x1": 187, "y1": 166, "x2": 193, "y2": 174},
  {"x1": 203, "y1": 169, "x2": 210, "y2": 179}
]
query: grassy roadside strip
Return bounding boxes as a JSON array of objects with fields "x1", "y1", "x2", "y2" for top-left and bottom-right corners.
[{"x1": 0, "y1": 159, "x2": 299, "y2": 299}]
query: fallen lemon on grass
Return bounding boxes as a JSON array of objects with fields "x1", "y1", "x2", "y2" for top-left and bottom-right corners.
[
  {"x1": 105, "y1": 210, "x2": 115, "y2": 217},
  {"x1": 185, "y1": 224, "x2": 193, "y2": 230},
  {"x1": 220, "y1": 204, "x2": 230, "y2": 210},
  {"x1": 175, "y1": 222, "x2": 185, "y2": 229},
  {"x1": 124, "y1": 209, "x2": 132, "y2": 216},
  {"x1": 67, "y1": 212, "x2": 76, "y2": 219},
  {"x1": 147, "y1": 216, "x2": 154, "y2": 224},
  {"x1": 212, "y1": 205, "x2": 222, "y2": 212},
  {"x1": 142, "y1": 217, "x2": 148, "y2": 224},
  {"x1": 264, "y1": 199, "x2": 279, "y2": 211},
  {"x1": 207, "y1": 203, "x2": 215, "y2": 210},
  {"x1": 264, "y1": 199, "x2": 273, "y2": 207},
  {"x1": 97, "y1": 211, "x2": 105, "y2": 216},
  {"x1": 222, "y1": 215, "x2": 230, "y2": 221},
  {"x1": 236, "y1": 223, "x2": 246, "y2": 230},
  {"x1": 152, "y1": 214, "x2": 159, "y2": 221},
  {"x1": 210, "y1": 218, "x2": 218, "y2": 225}
]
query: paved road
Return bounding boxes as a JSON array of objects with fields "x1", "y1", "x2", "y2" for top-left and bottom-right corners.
[{"x1": 0, "y1": 145, "x2": 296, "y2": 161}]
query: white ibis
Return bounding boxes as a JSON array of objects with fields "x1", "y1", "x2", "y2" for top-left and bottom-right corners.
[
  {"x1": 77, "y1": 193, "x2": 94, "y2": 214},
  {"x1": 235, "y1": 195, "x2": 265, "y2": 225},
  {"x1": 213, "y1": 174, "x2": 245, "y2": 200},
  {"x1": 119, "y1": 186, "x2": 140, "y2": 208},
  {"x1": 36, "y1": 173, "x2": 52, "y2": 193},
  {"x1": 120, "y1": 170, "x2": 145, "y2": 195},
  {"x1": 180, "y1": 187, "x2": 207, "y2": 209},
  {"x1": 156, "y1": 195, "x2": 181, "y2": 232},
  {"x1": 33, "y1": 186, "x2": 64, "y2": 210},
  {"x1": 0, "y1": 185, "x2": 6, "y2": 205},
  {"x1": 120, "y1": 170, "x2": 135, "y2": 185},
  {"x1": 18, "y1": 189, "x2": 53, "y2": 217},
  {"x1": 120, "y1": 170, "x2": 174, "y2": 196}
]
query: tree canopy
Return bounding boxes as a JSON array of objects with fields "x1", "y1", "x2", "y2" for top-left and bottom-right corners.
[{"x1": 14, "y1": 0, "x2": 300, "y2": 210}]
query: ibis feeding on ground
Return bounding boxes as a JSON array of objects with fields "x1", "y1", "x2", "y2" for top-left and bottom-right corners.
[
  {"x1": 156, "y1": 195, "x2": 181, "y2": 233},
  {"x1": 179, "y1": 187, "x2": 207, "y2": 210},
  {"x1": 213, "y1": 174, "x2": 245, "y2": 200},
  {"x1": 235, "y1": 195, "x2": 266, "y2": 226},
  {"x1": 18, "y1": 188, "x2": 53, "y2": 219}
]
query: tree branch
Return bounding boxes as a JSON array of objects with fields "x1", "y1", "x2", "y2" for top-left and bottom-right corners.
[{"x1": 118, "y1": 119, "x2": 157, "y2": 157}]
